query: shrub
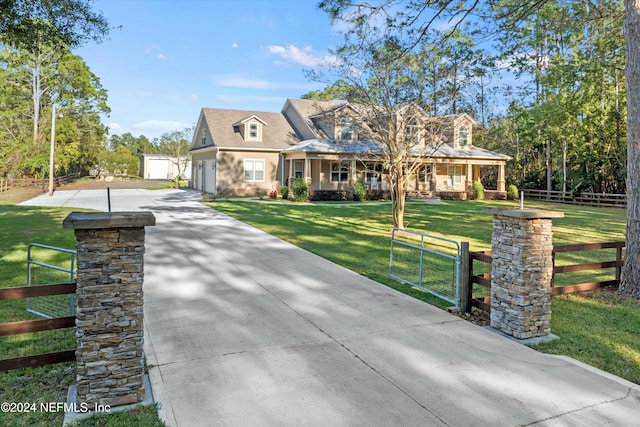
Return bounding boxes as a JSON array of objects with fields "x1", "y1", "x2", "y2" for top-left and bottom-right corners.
[
  {"x1": 507, "y1": 184, "x2": 519, "y2": 200},
  {"x1": 310, "y1": 190, "x2": 351, "y2": 201},
  {"x1": 280, "y1": 186, "x2": 289, "y2": 199},
  {"x1": 353, "y1": 181, "x2": 367, "y2": 202},
  {"x1": 292, "y1": 178, "x2": 308, "y2": 202},
  {"x1": 472, "y1": 181, "x2": 485, "y2": 200}
]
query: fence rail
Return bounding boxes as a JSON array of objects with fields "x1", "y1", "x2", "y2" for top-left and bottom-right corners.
[
  {"x1": 465, "y1": 241, "x2": 625, "y2": 313},
  {"x1": 0, "y1": 282, "x2": 76, "y2": 371},
  {"x1": 524, "y1": 189, "x2": 626, "y2": 208},
  {"x1": 0, "y1": 173, "x2": 80, "y2": 193},
  {"x1": 551, "y1": 241, "x2": 625, "y2": 295}
]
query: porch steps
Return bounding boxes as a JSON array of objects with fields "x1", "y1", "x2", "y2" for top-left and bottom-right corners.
[{"x1": 406, "y1": 191, "x2": 437, "y2": 200}]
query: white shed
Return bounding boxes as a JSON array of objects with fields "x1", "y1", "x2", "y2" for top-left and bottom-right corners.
[{"x1": 140, "y1": 154, "x2": 192, "y2": 180}]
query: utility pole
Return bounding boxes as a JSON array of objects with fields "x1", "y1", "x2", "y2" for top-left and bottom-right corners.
[{"x1": 48, "y1": 104, "x2": 57, "y2": 197}]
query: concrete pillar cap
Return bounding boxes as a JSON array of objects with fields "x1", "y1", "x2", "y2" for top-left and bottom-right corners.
[
  {"x1": 483, "y1": 208, "x2": 564, "y2": 219},
  {"x1": 63, "y1": 211, "x2": 156, "y2": 229}
]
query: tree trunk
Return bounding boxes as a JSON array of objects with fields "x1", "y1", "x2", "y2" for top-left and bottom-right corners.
[
  {"x1": 390, "y1": 169, "x2": 406, "y2": 229},
  {"x1": 620, "y1": 0, "x2": 640, "y2": 298}
]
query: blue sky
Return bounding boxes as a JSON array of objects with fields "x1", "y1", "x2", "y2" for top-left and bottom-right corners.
[{"x1": 75, "y1": 0, "x2": 341, "y2": 140}]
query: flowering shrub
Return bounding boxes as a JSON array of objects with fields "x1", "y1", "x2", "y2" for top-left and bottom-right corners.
[{"x1": 269, "y1": 189, "x2": 278, "y2": 199}]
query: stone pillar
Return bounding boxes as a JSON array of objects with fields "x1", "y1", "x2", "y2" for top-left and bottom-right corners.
[
  {"x1": 484, "y1": 208, "x2": 563, "y2": 339},
  {"x1": 63, "y1": 211, "x2": 155, "y2": 407}
]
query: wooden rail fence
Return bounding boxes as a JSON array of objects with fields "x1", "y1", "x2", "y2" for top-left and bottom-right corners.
[
  {"x1": 523, "y1": 189, "x2": 626, "y2": 208},
  {"x1": 0, "y1": 282, "x2": 76, "y2": 371},
  {"x1": 465, "y1": 241, "x2": 625, "y2": 313},
  {"x1": 0, "y1": 173, "x2": 80, "y2": 193}
]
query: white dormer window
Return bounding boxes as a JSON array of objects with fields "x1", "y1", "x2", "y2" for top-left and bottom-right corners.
[
  {"x1": 405, "y1": 117, "x2": 419, "y2": 142},
  {"x1": 233, "y1": 115, "x2": 266, "y2": 142},
  {"x1": 248, "y1": 123, "x2": 259, "y2": 140},
  {"x1": 338, "y1": 117, "x2": 355, "y2": 141},
  {"x1": 458, "y1": 125, "x2": 469, "y2": 147},
  {"x1": 245, "y1": 122, "x2": 262, "y2": 141}
]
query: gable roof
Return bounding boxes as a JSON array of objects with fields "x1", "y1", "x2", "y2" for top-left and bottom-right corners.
[
  {"x1": 232, "y1": 114, "x2": 268, "y2": 127},
  {"x1": 192, "y1": 108, "x2": 300, "y2": 151}
]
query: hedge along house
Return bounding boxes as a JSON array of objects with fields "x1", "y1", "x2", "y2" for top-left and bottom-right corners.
[{"x1": 190, "y1": 98, "x2": 510, "y2": 198}]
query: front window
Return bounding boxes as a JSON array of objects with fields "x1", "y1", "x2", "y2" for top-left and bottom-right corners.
[
  {"x1": 294, "y1": 160, "x2": 304, "y2": 179},
  {"x1": 362, "y1": 161, "x2": 382, "y2": 183},
  {"x1": 448, "y1": 165, "x2": 463, "y2": 185},
  {"x1": 458, "y1": 126, "x2": 468, "y2": 147},
  {"x1": 418, "y1": 165, "x2": 432, "y2": 183},
  {"x1": 339, "y1": 117, "x2": 355, "y2": 141},
  {"x1": 244, "y1": 159, "x2": 265, "y2": 181},
  {"x1": 331, "y1": 162, "x2": 349, "y2": 183},
  {"x1": 201, "y1": 129, "x2": 207, "y2": 145}
]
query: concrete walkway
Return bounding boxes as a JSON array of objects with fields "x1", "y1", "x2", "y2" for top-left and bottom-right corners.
[{"x1": 22, "y1": 189, "x2": 640, "y2": 426}]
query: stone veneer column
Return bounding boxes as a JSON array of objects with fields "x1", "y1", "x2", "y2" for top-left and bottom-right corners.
[
  {"x1": 484, "y1": 208, "x2": 563, "y2": 339},
  {"x1": 63, "y1": 211, "x2": 155, "y2": 407}
]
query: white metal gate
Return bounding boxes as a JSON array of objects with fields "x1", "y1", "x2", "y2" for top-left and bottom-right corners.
[
  {"x1": 26, "y1": 243, "x2": 76, "y2": 318},
  {"x1": 388, "y1": 228, "x2": 461, "y2": 306}
]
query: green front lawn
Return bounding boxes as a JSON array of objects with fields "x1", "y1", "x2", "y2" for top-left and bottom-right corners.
[{"x1": 208, "y1": 198, "x2": 639, "y2": 384}]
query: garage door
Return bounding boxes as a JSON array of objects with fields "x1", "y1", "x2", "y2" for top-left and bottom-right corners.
[{"x1": 147, "y1": 159, "x2": 170, "y2": 179}]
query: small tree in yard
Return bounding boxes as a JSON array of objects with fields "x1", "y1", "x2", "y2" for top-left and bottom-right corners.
[
  {"x1": 157, "y1": 126, "x2": 193, "y2": 188},
  {"x1": 307, "y1": 39, "x2": 446, "y2": 228}
]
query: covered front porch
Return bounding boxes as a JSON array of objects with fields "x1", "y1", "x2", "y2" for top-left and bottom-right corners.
[{"x1": 281, "y1": 153, "x2": 507, "y2": 200}]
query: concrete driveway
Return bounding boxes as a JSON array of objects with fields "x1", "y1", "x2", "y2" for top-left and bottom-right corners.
[{"x1": 22, "y1": 189, "x2": 640, "y2": 426}]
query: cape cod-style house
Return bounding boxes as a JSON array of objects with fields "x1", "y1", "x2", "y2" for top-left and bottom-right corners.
[{"x1": 189, "y1": 98, "x2": 510, "y2": 199}]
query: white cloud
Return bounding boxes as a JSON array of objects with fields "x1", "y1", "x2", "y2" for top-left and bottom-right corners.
[
  {"x1": 232, "y1": 42, "x2": 239, "y2": 48},
  {"x1": 267, "y1": 44, "x2": 338, "y2": 68},
  {"x1": 145, "y1": 43, "x2": 159, "y2": 54},
  {"x1": 157, "y1": 53, "x2": 167, "y2": 60}
]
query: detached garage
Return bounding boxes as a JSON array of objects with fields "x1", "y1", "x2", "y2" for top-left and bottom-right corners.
[{"x1": 140, "y1": 154, "x2": 192, "y2": 180}]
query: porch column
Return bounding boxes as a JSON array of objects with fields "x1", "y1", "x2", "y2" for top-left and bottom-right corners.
[
  {"x1": 473, "y1": 165, "x2": 480, "y2": 182},
  {"x1": 304, "y1": 158, "x2": 311, "y2": 187},
  {"x1": 350, "y1": 160, "x2": 356, "y2": 187},
  {"x1": 497, "y1": 164, "x2": 506, "y2": 192},
  {"x1": 430, "y1": 161, "x2": 437, "y2": 191},
  {"x1": 466, "y1": 163, "x2": 473, "y2": 190}
]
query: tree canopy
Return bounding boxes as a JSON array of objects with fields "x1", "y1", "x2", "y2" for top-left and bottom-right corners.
[{"x1": 0, "y1": 0, "x2": 109, "y2": 50}]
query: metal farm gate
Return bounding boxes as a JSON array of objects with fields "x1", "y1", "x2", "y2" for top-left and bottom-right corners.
[
  {"x1": 389, "y1": 228, "x2": 461, "y2": 307},
  {"x1": 26, "y1": 243, "x2": 77, "y2": 318}
]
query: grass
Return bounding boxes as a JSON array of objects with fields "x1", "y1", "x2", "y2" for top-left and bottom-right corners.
[
  {"x1": 207, "y1": 198, "x2": 639, "y2": 385},
  {"x1": 0, "y1": 189, "x2": 166, "y2": 427}
]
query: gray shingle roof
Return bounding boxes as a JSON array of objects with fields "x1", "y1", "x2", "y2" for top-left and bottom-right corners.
[
  {"x1": 198, "y1": 108, "x2": 300, "y2": 150},
  {"x1": 283, "y1": 138, "x2": 511, "y2": 161}
]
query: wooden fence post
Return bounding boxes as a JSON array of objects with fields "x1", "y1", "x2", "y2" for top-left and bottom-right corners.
[{"x1": 459, "y1": 242, "x2": 471, "y2": 313}]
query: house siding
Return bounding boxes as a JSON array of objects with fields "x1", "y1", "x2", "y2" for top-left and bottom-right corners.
[{"x1": 217, "y1": 151, "x2": 283, "y2": 195}]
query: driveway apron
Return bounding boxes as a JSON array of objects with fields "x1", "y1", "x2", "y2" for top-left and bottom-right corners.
[{"x1": 21, "y1": 189, "x2": 640, "y2": 426}]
